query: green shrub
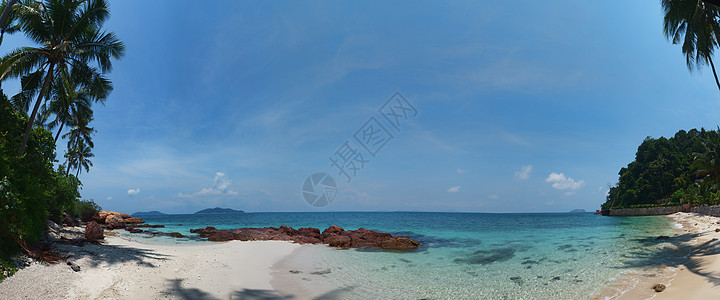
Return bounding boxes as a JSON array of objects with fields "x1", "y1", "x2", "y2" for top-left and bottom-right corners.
[
  {"x1": 69, "y1": 199, "x2": 101, "y2": 221},
  {"x1": 0, "y1": 257, "x2": 17, "y2": 282}
]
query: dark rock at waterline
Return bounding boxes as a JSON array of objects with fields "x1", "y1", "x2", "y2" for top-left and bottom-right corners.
[
  {"x1": 190, "y1": 227, "x2": 219, "y2": 238},
  {"x1": 656, "y1": 235, "x2": 670, "y2": 240},
  {"x1": 167, "y1": 232, "x2": 185, "y2": 238},
  {"x1": 653, "y1": 284, "x2": 666, "y2": 292},
  {"x1": 106, "y1": 222, "x2": 126, "y2": 230},
  {"x1": 125, "y1": 228, "x2": 143, "y2": 234},
  {"x1": 551, "y1": 276, "x2": 561, "y2": 281},
  {"x1": 128, "y1": 224, "x2": 165, "y2": 228},
  {"x1": 454, "y1": 248, "x2": 515, "y2": 265},
  {"x1": 208, "y1": 230, "x2": 234, "y2": 242},
  {"x1": 310, "y1": 269, "x2": 332, "y2": 275},
  {"x1": 325, "y1": 235, "x2": 352, "y2": 247},
  {"x1": 188, "y1": 225, "x2": 420, "y2": 250}
]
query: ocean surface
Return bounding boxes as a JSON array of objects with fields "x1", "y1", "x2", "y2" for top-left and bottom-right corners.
[{"x1": 133, "y1": 212, "x2": 681, "y2": 299}]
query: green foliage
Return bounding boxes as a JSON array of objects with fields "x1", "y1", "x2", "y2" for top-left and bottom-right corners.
[
  {"x1": 603, "y1": 129, "x2": 720, "y2": 209},
  {"x1": 0, "y1": 92, "x2": 55, "y2": 252},
  {"x1": 0, "y1": 91, "x2": 85, "y2": 257},
  {"x1": 0, "y1": 257, "x2": 18, "y2": 282},
  {"x1": 662, "y1": 0, "x2": 720, "y2": 92},
  {"x1": 46, "y1": 166, "x2": 81, "y2": 222},
  {"x1": 67, "y1": 199, "x2": 101, "y2": 222}
]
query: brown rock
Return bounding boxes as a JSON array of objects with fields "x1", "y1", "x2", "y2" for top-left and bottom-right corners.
[
  {"x1": 189, "y1": 224, "x2": 420, "y2": 250},
  {"x1": 84, "y1": 221, "x2": 104, "y2": 240},
  {"x1": 279, "y1": 225, "x2": 299, "y2": 236},
  {"x1": 298, "y1": 227, "x2": 321, "y2": 238},
  {"x1": 208, "y1": 230, "x2": 234, "y2": 242},
  {"x1": 231, "y1": 229, "x2": 255, "y2": 241},
  {"x1": 125, "y1": 228, "x2": 144, "y2": 233},
  {"x1": 653, "y1": 284, "x2": 666, "y2": 292},
  {"x1": 379, "y1": 236, "x2": 421, "y2": 250},
  {"x1": 107, "y1": 222, "x2": 126, "y2": 229},
  {"x1": 294, "y1": 236, "x2": 322, "y2": 244},
  {"x1": 325, "y1": 235, "x2": 352, "y2": 247},
  {"x1": 320, "y1": 225, "x2": 344, "y2": 237},
  {"x1": 190, "y1": 226, "x2": 219, "y2": 237},
  {"x1": 105, "y1": 214, "x2": 124, "y2": 224},
  {"x1": 167, "y1": 232, "x2": 185, "y2": 238},
  {"x1": 62, "y1": 211, "x2": 79, "y2": 226},
  {"x1": 123, "y1": 217, "x2": 145, "y2": 224}
]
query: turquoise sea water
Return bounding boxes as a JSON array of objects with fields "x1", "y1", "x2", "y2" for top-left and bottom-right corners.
[{"x1": 136, "y1": 212, "x2": 679, "y2": 299}]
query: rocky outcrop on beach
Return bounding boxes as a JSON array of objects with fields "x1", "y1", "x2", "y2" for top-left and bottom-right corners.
[
  {"x1": 84, "y1": 221, "x2": 104, "y2": 240},
  {"x1": 189, "y1": 225, "x2": 420, "y2": 250},
  {"x1": 91, "y1": 211, "x2": 145, "y2": 225}
]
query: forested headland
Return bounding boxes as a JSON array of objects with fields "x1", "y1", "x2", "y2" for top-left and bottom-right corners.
[{"x1": 602, "y1": 128, "x2": 720, "y2": 209}]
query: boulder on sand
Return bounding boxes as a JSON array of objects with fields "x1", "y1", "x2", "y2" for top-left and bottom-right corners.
[{"x1": 84, "y1": 221, "x2": 103, "y2": 240}]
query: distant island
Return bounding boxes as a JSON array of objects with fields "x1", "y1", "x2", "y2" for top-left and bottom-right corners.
[
  {"x1": 195, "y1": 207, "x2": 245, "y2": 214},
  {"x1": 569, "y1": 209, "x2": 586, "y2": 213},
  {"x1": 132, "y1": 211, "x2": 167, "y2": 216}
]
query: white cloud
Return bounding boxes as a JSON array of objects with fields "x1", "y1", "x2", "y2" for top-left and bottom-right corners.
[
  {"x1": 447, "y1": 186, "x2": 461, "y2": 193},
  {"x1": 177, "y1": 172, "x2": 239, "y2": 198},
  {"x1": 457, "y1": 168, "x2": 467, "y2": 174},
  {"x1": 514, "y1": 165, "x2": 533, "y2": 180},
  {"x1": 107, "y1": 196, "x2": 113, "y2": 201},
  {"x1": 489, "y1": 194, "x2": 499, "y2": 200},
  {"x1": 545, "y1": 172, "x2": 584, "y2": 195},
  {"x1": 127, "y1": 188, "x2": 141, "y2": 196}
]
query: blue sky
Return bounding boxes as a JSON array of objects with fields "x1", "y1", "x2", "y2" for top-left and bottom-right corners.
[{"x1": 4, "y1": 0, "x2": 720, "y2": 213}]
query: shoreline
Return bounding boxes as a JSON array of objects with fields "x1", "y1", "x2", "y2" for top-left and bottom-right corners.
[
  {"x1": 0, "y1": 234, "x2": 301, "y2": 299},
  {"x1": 4, "y1": 212, "x2": 718, "y2": 299},
  {"x1": 595, "y1": 212, "x2": 720, "y2": 299}
]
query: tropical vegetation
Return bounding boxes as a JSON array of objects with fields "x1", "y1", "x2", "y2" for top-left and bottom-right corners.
[
  {"x1": 662, "y1": 0, "x2": 720, "y2": 92},
  {"x1": 602, "y1": 128, "x2": 720, "y2": 209},
  {"x1": 0, "y1": 0, "x2": 122, "y2": 272}
]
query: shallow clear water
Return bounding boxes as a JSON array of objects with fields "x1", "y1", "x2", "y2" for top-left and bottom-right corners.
[{"x1": 136, "y1": 212, "x2": 679, "y2": 299}]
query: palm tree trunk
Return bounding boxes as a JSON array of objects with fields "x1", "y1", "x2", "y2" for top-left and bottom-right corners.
[
  {"x1": 709, "y1": 56, "x2": 720, "y2": 92},
  {"x1": 0, "y1": 0, "x2": 17, "y2": 34},
  {"x1": 54, "y1": 123, "x2": 64, "y2": 142},
  {"x1": 18, "y1": 62, "x2": 54, "y2": 155}
]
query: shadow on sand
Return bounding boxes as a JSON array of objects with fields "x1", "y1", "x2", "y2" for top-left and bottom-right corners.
[
  {"x1": 617, "y1": 230, "x2": 720, "y2": 287},
  {"x1": 54, "y1": 239, "x2": 171, "y2": 268},
  {"x1": 162, "y1": 278, "x2": 355, "y2": 300}
]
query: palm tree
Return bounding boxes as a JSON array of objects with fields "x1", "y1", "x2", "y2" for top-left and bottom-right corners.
[
  {"x1": 662, "y1": 0, "x2": 720, "y2": 91},
  {"x1": 0, "y1": 0, "x2": 20, "y2": 46},
  {"x1": 0, "y1": 0, "x2": 124, "y2": 155},
  {"x1": 694, "y1": 131, "x2": 720, "y2": 188},
  {"x1": 62, "y1": 114, "x2": 95, "y2": 150},
  {"x1": 46, "y1": 65, "x2": 110, "y2": 142},
  {"x1": 64, "y1": 138, "x2": 93, "y2": 177}
]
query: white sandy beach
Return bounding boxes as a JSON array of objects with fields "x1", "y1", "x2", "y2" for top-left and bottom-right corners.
[
  {"x1": 0, "y1": 235, "x2": 301, "y2": 299},
  {"x1": 596, "y1": 212, "x2": 720, "y2": 299}
]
